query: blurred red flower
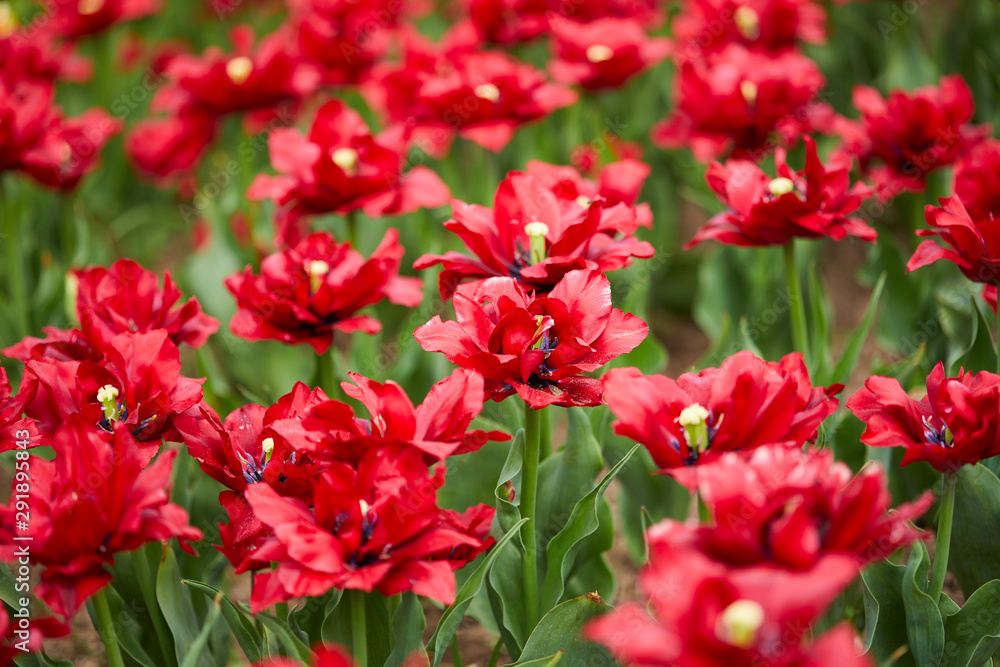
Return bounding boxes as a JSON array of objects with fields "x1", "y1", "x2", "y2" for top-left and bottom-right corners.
[
  {"x1": 955, "y1": 138, "x2": 1000, "y2": 223},
  {"x1": 0, "y1": 28, "x2": 92, "y2": 85},
  {"x1": 125, "y1": 109, "x2": 217, "y2": 185},
  {"x1": 834, "y1": 75, "x2": 989, "y2": 197},
  {"x1": 848, "y1": 361, "x2": 1000, "y2": 472},
  {"x1": 414, "y1": 169, "x2": 653, "y2": 298},
  {"x1": 44, "y1": 0, "x2": 161, "y2": 39},
  {"x1": 0, "y1": 368, "x2": 39, "y2": 454},
  {"x1": 247, "y1": 99, "x2": 450, "y2": 247},
  {"x1": 415, "y1": 270, "x2": 647, "y2": 408},
  {"x1": 243, "y1": 444, "x2": 494, "y2": 611},
  {"x1": 652, "y1": 45, "x2": 829, "y2": 162},
  {"x1": 0, "y1": 606, "x2": 69, "y2": 666},
  {"x1": 908, "y1": 195, "x2": 1000, "y2": 284},
  {"x1": 462, "y1": 0, "x2": 663, "y2": 45},
  {"x1": 226, "y1": 230, "x2": 423, "y2": 353},
  {"x1": 0, "y1": 417, "x2": 202, "y2": 619},
  {"x1": 526, "y1": 157, "x2": 654, "y2": 228},
  {"x1": 602, "y1": 351, "x2": 840, "y2": 471},
  {"x1": 672, "y1": 0, "x2": 826, "y2": 60},
  {"x1": 688, "y1": 136, "x2": 876, "y2": 247},
  {"x1": 547, "y1": 16, "x2": 670, "y2": 91}
]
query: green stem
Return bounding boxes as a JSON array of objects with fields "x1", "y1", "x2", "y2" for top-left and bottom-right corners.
[
  {"x1": 346, "y1": 210, "x2": 359, "y2": 247},
  {"x1": 134, "y1": 545, "x2": 177, "y2": 666},
  {"x1": 350, "y1": 589, "x2": 368, "y2": 667},
  {"x1": 783, "y1": 241, "x2": 810, "y2": 367},
  {"x1": 521, "y1": 401, "x2": 542, "y2": 628},
  {"x1": 1, "y1": 177, "x2": 28, "y2": 338},
  {"x1": 450, "y1": 635, "x2": 465, "y2": 667},
  {"x1": 929, "y1": 472, "x2": 957, "y2": 604},
  {"x1": 487, "y1": 638, "x2": 503, "y2": 667},
  {"x1": 319, "y1": 345, "x2": 343, "y2": 400},
  {"x1": 538, "y1": 407, "x2": 552, "y2": 461},
  {"x1": 93, "y1": 588, "x2": 126, "y2": 667}
]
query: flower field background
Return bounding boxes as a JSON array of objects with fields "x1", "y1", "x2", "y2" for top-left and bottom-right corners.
[{"x1": 3, "y1": 0, "x2": 1000, "y2": 665}]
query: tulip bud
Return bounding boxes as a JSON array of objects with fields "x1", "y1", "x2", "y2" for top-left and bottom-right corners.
[
  {"x1": 717, "y1": 599, "x2": 764, "y2": 648},
  {"x1": 226, "y1": 56, "x2": 254, "y2": 85},
  {"x1": 524, "y1": 221, "x2": 549, "y2": 265}
]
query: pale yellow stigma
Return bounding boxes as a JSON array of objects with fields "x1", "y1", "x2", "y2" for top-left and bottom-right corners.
[
  {"x1": 525, "y1": 221, "x2": 549, "y2": 265},
  {"x1": 226, "y1": 56, "x2": 254, "y2": 85},
  {"x1": 586, "y1": 44, "x2": 614, "y2": 63},
  {"x1": 97, "y1": 384, "x2": 121, "y2": 421},
  {"x1": 307, "y1": 260, "x2": 329, "y2": 293},
  {"x1": 524, "y1": 221, "x2": 550, "y2": 238},
  {"x1": 261, "y1": 437, "x2": 274, "y2": 465},
  {"x1": 0, "y1": 3, "x2": 18, "y2": 38},
  {"x1": 717, "y1": 600, "x2": 765, "y2": 648},
  {"x1": 78, "y1": 0, "x2": 104, "y2": 15},
  {"x1": 330, "y1": 147, "x2": 359, "y2": 176},
  {"x1": 768, "y1": 177, "x2": 795, "y2": 196},
  {"x1": 474, "y1": 83, "x2": 500, "y2": 102},
  {"x1": 734, "y1": 6, "x2": 760, "y2": 39},
  {"x1": 678, "y1": 403, "x2": 709, "y2": 427},
  {"x1": 575, "y1": 195, "x2": 592, "y2": 208},
  {"x1": 678, "y1": 403, "x2": 711, "y2": 454},
  {"x1": 359, "y1": 499, "x2": 371, "y2": 515},
  {"x1": 740, "y1": 80, "x2": 758, "y2": 104}
]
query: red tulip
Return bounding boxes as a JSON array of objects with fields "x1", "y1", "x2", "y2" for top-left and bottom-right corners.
[
  {"x1": 243, "y1": 444, "x2": 495, "y2": 611},
  {"x1": 414, "y1": 170, "x2": 654, "y2": 299},
  {"x1": 0, "y1": 28, "x2": 92, "y2": 84},
  {"x1": 0, "y1": 368, "x2": 40, "y2": 454},
  {"x1": 226, "y1": 230, "x2": 423, "y2": 353},
  {"x1": 526, "y1": 157, "x2": 654, "y2": 228},
  {"x1": 462, "y1": 0, "x2": 663, "y2": 45},
  {"x1": 955, "y1": 138, "x2": 1000, "y2": 224},
  {"x1": 20, "y1": 330, "x2": 204, "y2": 446},
  {"x1": 652, "y1": 45, "x2": 829, "y2": 162},
  {"x1": 247, "y1": 99, "x2": 450, "y2": 248},
  {"x1": 125, "y1": 109, "x2": 217, "y2": 185},
  {"x1": 835, "y1": 75, "x2": 988, "y2": 197},
  {"x1": 848, "y1": 362, "x2": 1000, "y2": 472},
  {"x1": 672, "y1": 0, "x2": 826, "y2": 60},
  {"x1": 0, "y1": 606, "x2": 69, "y2": 666},
  {"x1": 415, "y1": 270, "x2": 648, "y2": 408},
  {"x1": 547, "y1": 16, "x2": 670, "y2": 91},
  {"x1": 44, "y1": 0, "x2": 160, "y2": 39},
  {"x1": 602, "y1": 351, "x2": 841, "y2": 471},
  {"x1": 687, "y1": 135, "x2": 876, "y2": 247},
  {"x1": 252, "y1": 645, "x2": 357, "y2": 667},
  {"x1": 0, "y1": 417, "x2": 202, "y2": 619},
  {"x1": 907, "y1": 195, "x2": 1000, "y2": 285}
]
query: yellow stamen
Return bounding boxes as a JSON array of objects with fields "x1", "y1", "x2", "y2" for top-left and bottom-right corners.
[
  {"x1": 97, "y1": 384, "x2": 121, "y2": 421},
  {"x1": 307, "y1": 260, "x2": 329, "y2": 294}
]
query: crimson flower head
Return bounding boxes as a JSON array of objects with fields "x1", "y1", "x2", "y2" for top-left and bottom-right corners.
[
  {"x1": 652, "y1": 45, "x2": 829, "y2": 162},
  {"x1": 0, "y1": 416, "x2": 202, "y2": 619},
  {"x1": 247, "y1": 99, "x2": 450, "y2": 248},
  {"x1": 365, "y1": 41, "x2": 577, "y2": 154},
  {"x1": 848, "y1": 362, "x2": 1000, "y2": 472},
  {"x1": 244, "y1": 444, "x2": 495, "y2": 612},
  {"x1": 415, "y1": 270, "x2": 648, "y2": 408},
  {"x1": 955, "y1": 138, "x2": 1000, "y2": 223},
  {"x1": 0, "y1": 367, "x2": 39, "y2": 453},
  {"x1": 547, "y1": 16, "x2": 670, "y2": 91},
  {"x1": 44, "y1": 0, "x2": 160, "y2": 38},
  {"x1": 603, "y1": 351, "x2": 841, "y2": 471},
  {"x1": 175, "y1": 384, "x2": 331, "y2": 566},
  {"x1": 125, "y1": 109, "x2": 217, "y2": 185},
  {"x1": 672, "y1": 0, "x2": 826, "y2": 60},
  {"x1": 0, "y1": 27, "x2": 92, "y2": 85},
  {"x1": 688, "y1": 136, "x2": 876, "y2": 248},
  {"x1": 671, "y1": 445, "x2": 933, "y2": 569},
  {"x1": 226, "y1": 230, "x2": 423, "y2": 354},
  {"x1": 526, "y1": 157, "x2": 653, "y2": 228},
  {"x1": 907, "y1": 195, "x2": 1000, "y2": 285},
  {"x1": 835, "y1": 75, "x2": 989, "y2": 197},
  {"x1": 414, "y1": 169, "x2": 654, "y2": 299},
  {"x1": 462, "y1": 0, "x2": 663, "y2": 45},
  {"x1": 0, "y1": 605, "x2": 69, "y2": 667},
  {"x1": 586, "y1": 511, "x2": 869, "y2": 667},
  {"x1": 20, "y1": 330, "x2": 204, "y2": 446},
  {"x1": 305, "y1": 369, "x2": 510, "y2": 464}
]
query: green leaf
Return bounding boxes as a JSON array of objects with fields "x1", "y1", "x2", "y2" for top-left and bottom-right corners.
[
  {"x1": 807, "y1": 261, "x2": 832, "y2": 381},
  {"x1": 386, "y1": 593, "x2": 427, "y2": 667},
  {"x1": 0, "y1": 564, "x2": 19, "y2": 607},
  {"x1": 183, "y1": 579, "x2": 263, "y2": 664},
  {"x1": 511, "y1": 594, "x2": 616, "y2": 666},
  {"x1": 951, "y1": 464, "x2": 1000, "y2": 598},
  {"x1": 941, "y1": 580, "x2": 1000, "y2": 667},
  {"x1": 950, "y1": 297, "x2": 998, "y2": 375},
  {"x1": 258, "y1": 612, "x2": 313, "y2": 662},
  {"x1": 828, "y1": 272, "x2": 886, "y2": 387},
  {"x1": 540, "y1": 445, "x2": 640, "y2": 610},
  {"x1": 156, "y1": 546, "x2": 216, "y2": 667},
  {"x1": 180, "y1": 599, "x2": 222, "y2": 667},
  {"x1": 319, "y1": 593, "x2": 392, "y2": 666},
  {"x1": 428, "y1": 517, "x2": 529, "y2": 667},
  {"x1": 902, "y1": 542, "x2": 945, "y2": 666},
  {"x1": 510, "y1": 654, "x2": 563, "y2": 667},
  {"x1": 861, "y1": 560, "x2": 915, "y2": 666}
]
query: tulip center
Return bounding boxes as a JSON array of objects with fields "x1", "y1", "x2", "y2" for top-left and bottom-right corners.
[
  {"x1": 524, "y1": 221, "x2": 549, "y2": 265},
  {"x1": 78, "y1": 0, "x2": 104, "y2": 15},
  {"x1": 734, "y1": 6, "x2": 760, "y2": 39},
  {"x1": 307, "y1": 259, "x2": 330, "y2": 294},
  {"x1": 474, "y1": 83, "x2": 501, "y2": 102},
  {"x1": 768, "y1": 177, "x2": 796, "y2": 197},
  {"x1": 922, "y1": 415, "x2": 953, "y2": 448},
  {"x1": 740, "y1": 80, "x2": 758, "y2": 105},
  {"x1": 226, "y1": 56, "x2": 254, "y2": 85},
  {"x1": 678, "y1": 402, "x2": 711, "y2": 451},
  {"x1": 97, "y1": 384, "x2": 122, "y2": 422},
  {"x1": 716, "y1": 599, "x2": 764, "y2": 648},
  {"x1": 0, "y1": 3, "x2": 18, "y2": 38},
  {"x1": 586, "y1": 44, "x2": 614, "y2": 63},
  {"x1": 331, "y1": 147, "x2": 359, "y2": 176},
  {"x1": 261, "y1": 437, "x2": 275, "y2": 466}
]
